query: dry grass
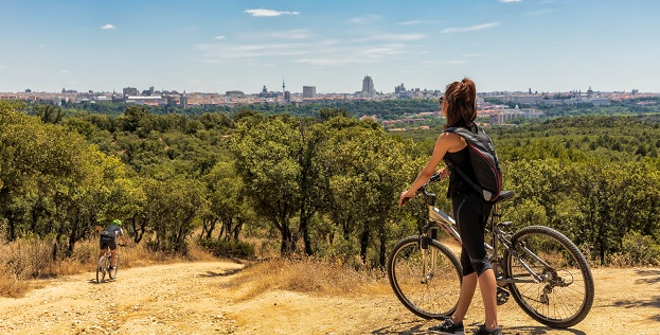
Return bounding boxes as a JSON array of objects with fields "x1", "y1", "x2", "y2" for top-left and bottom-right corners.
[
  {"x1": 225, "y1": 258, "x2": 392, "y2": 301},
  {"x1": 0, "y1": 237, "x2": 219, "y2": 298}
]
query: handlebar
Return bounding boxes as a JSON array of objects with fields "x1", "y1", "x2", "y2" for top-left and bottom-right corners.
[{"x1": 402, "y1": 173, "x2": 442, "y2": 206}]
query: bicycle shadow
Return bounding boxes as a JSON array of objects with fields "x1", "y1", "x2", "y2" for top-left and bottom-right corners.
[
  {"x1": 370, "y1": 321, "x2": 587, "y2": 335},
  {"x1": 502, "y1": 326, "x2": 586, "y2": 335},
  {"x1": 87, "y1": 278, "x2": 115, "y2": 284}
]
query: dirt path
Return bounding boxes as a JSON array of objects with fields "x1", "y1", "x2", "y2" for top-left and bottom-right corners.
[{"x1": 0, "y1": 262, "x2": 658, "y2": 335}]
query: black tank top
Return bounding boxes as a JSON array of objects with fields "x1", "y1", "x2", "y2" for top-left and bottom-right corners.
[{"x1": 444, "y1": 147, "x2": 477, "y2": 198}]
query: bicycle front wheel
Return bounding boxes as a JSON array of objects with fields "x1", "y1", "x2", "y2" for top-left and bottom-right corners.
[
  {"x1": 505, "y1": 226, "x2": 594, "y2": 328},
  {"x1": 97, "y1": 256, "x2": 108, "y2": 283},
  {"x1": 387, "y1": 235, "x2": 462, "y2": 319}
]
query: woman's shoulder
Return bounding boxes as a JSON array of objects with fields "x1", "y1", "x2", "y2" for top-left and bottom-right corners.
[{"x1": 438, "y1": 131, "x2": 467, "y2": 152}]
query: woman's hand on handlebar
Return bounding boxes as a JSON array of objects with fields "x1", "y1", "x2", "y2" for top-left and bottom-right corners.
[{"x1": 399, "y1": 190, "x2": 414, "y2": 206}]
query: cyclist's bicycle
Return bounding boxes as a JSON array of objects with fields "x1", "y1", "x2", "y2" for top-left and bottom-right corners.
[
  {"x1": 387, "y1": 174, "x2": 594, "y2": 328},
  {"x1": 96, "y1": 244, "x2": 123, "y2": 283}
]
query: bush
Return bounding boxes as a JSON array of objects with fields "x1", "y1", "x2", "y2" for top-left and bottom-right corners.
[
  {"x1": 609, "y1": 231, "x2": 660, "y2": 266},
  {"x1": 198, "y1": 238, "x2": 255, "y2": 259}
]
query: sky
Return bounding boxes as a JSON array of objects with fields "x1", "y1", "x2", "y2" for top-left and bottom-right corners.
[{"x1": 1, "y1": 0, "x2": 659, "y2": 94}]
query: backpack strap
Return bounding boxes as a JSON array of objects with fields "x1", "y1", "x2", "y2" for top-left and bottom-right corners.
[{"x1": 444, "y1": 155, "x2": 485, "y2": 196}]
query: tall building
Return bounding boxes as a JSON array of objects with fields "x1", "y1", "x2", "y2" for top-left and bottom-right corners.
[
  {"x1": 303, "y1": 86, "x2": 316, "y2": 98},
  {"x1": 362, "y1": 75, "x2": 374, "y2": 96}
]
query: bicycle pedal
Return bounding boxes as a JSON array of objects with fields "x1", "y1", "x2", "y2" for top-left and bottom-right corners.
[{"x1": 496, "y1": 286, "x2": 510, "y2": 306}]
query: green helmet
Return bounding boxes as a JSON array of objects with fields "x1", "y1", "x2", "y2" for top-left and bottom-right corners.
[{"x1": 113, "y1": 219, "x2": 122, "y2": 226}]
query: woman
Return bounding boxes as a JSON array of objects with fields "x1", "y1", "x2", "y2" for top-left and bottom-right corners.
[{"x1": 398, "y1": 78, "x2": 502, "y2": 335}]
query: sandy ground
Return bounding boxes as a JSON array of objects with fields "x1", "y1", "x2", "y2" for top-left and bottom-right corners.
[{"x1": 0, "y1": 262, "x2": 658, "y2": 335}]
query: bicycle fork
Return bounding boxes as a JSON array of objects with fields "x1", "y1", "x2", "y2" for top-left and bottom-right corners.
[{"x1": 419, "y1": 229, "x2": 438, "y2": 284}]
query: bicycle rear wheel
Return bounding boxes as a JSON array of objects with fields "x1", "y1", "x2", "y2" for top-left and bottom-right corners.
[
  {"x1": 387, "y1": 235, "x2": 462, "y2": 319},
  {"x1": 505, "y1": 226, "x2": 594, "y2": 328},
  {"x1": 97, "y1": 255, "x2": 108, "y2": 283},
  {"x1": 109, "y1": 253, "x2": 119, "y2": 280}
]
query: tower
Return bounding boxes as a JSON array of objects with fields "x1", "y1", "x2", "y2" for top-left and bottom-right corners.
[{"x1": 362, "y1": 75, "x2": 374, "y2": 97}]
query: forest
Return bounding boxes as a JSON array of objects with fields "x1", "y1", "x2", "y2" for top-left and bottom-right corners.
[{"x1": 1, "y1": 99, "x2": 659, "y2": 274}]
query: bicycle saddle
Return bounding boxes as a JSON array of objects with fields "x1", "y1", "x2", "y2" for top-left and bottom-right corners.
[{"x1": 495, "y1": 190, "x2": 515, "y2": 203}]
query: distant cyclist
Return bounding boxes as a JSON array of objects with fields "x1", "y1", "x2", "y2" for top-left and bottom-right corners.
[{"x1": 99, "y1": 219, "x2": 128, "y2": 271}]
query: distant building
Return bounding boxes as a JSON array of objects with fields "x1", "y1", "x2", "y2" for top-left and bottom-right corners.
[
  {"x1": 302, "y1": 86, "x2": 316, "y2": 98},
  {"x1": 123, "y1": 87, "x2": 139, "y2": 96},
  {"x1": 180, "y1": 91, "x2": 188, "y2": 108},
  {"x1": 361, "y1": 75, "x2": 375, "y2": 98},
  {"x1": 225, "y1": 90, "x2": 245, "y2": 98},
  {"x1": 258, "y1": 85, "x2": 278, "y2": 98}
]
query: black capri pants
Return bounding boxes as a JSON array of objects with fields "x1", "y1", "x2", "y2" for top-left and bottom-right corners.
[{"x1": 452, "y1": 193, "x2": 493, "y2": 277}]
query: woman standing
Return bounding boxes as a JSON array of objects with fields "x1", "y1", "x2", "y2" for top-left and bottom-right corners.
[{"x1": 398, "y1": 78, "x2": 502, "y2": 335}]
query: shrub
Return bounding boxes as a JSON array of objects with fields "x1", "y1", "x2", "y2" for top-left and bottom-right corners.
[
  {"x1": 609, "y1": 231, "x2": 660, "y2": 266},
  {"x1": 198, "y1": 238, "x2": 255, "y2": 259}
]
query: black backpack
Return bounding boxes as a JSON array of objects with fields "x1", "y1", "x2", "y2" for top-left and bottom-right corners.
[{"x1": 445, "y1": 124, "x2": 502, "y2": 202}]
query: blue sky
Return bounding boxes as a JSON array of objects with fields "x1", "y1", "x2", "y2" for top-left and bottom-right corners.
[{"x1": 1, "y1": 0, "x2": 659, "y2": 94}]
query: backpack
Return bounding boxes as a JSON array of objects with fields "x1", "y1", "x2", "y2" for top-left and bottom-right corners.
[
  {"x1": 100, "y1": 230, "x2": 115, "y2": 239},
  {"x1": 445, "y1": 124, "x2": 502, "y2": 202}
]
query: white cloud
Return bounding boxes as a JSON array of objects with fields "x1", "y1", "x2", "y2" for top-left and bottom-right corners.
[
  {"x1": 442, "y1": 22, "x2": 500, "y2": 34},
  {"x1": 499, "y1": 0, "x2": 522, "y2": 3},
  {"x1": 100, "y1": 24, "x2": 116, "y2": 30},
  {"x1": 353, "y1": 33, "x2": 426, "y2": 42},
  {"x1": 347, "y1": 14, "x2": 380, "y2": 24},
  {"x1": 244, "y1": 9, "x2": 300, "y2": 17},
  {"x1": 267, "y1": 29, "x2": 312, "y2": 40},
  {"x1": 196, "y1": 38, "x2": 418, "y2": 67},
  {"x1": 397, "y1": 20, "x2": 439, "y2": 26},
  {"x1": 215, "y1": 35, "x2": 226, "y2": 40},
  {"x1": 398, "y1": 20, "x2": 422, "y2": 26}
]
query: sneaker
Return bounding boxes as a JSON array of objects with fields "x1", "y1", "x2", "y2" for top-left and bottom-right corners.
[
  {"x1": 474, "y1": 324, "x2": 502, "y2": 335},
  {"x1": 428, "y1": 318, "x2": 464, "y2": 334}
]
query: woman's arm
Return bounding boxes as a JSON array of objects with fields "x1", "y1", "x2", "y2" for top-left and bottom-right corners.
[{"x1": 399, "y1": 132, "x2": 462, "y2": 205}]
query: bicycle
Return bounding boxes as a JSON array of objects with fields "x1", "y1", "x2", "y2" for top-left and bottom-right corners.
[
  {"x1": 387, "y1": 174, "x2": 594, "y2": 328},
  {"x1": 96, "y1": 244, "x2": 123, "y2": 283}
]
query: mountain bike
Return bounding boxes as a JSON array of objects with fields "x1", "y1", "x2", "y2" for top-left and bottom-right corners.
[
  {"x1": 387, "y1": 174, "x2": 594, "y2": 328},
  {"x1": 96, "y1": 244, "x2": 123, "y2": 283}
]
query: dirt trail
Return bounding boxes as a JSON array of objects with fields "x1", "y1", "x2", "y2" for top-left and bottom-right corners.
[{"x1": 0, "y1": 262, "x2": 658, "y2": 335}]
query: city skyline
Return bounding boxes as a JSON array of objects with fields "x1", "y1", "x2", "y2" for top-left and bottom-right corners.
[{"x1": 1, "y1": 0, "x2": 659, "y2": 94}]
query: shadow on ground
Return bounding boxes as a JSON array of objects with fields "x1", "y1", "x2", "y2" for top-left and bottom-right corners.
[
  {"x1": 197, "y1": 268, "x2": 243, "y2": 278},
  {"x1": 370, "y1": 321, "x2": 587, "y2": 335},
  {"x1": 634, "y1": 269, "x2": 660, "y2": 285}
]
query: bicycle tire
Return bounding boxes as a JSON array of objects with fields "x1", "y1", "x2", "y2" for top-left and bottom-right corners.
[
  {"x1": 387, "y1": 235, "x2": 462, "y2": 319},
  {"x1": 504, "y1": 225, "x2": 594, "y2": 328},
  {"x1": 97, "y1": 255, "x2": 108, "y2": 283}
]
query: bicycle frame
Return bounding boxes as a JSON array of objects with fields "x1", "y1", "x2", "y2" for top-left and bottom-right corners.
[{"x1": 419, "y1": 186, "x2": 547, "y2": 285}]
